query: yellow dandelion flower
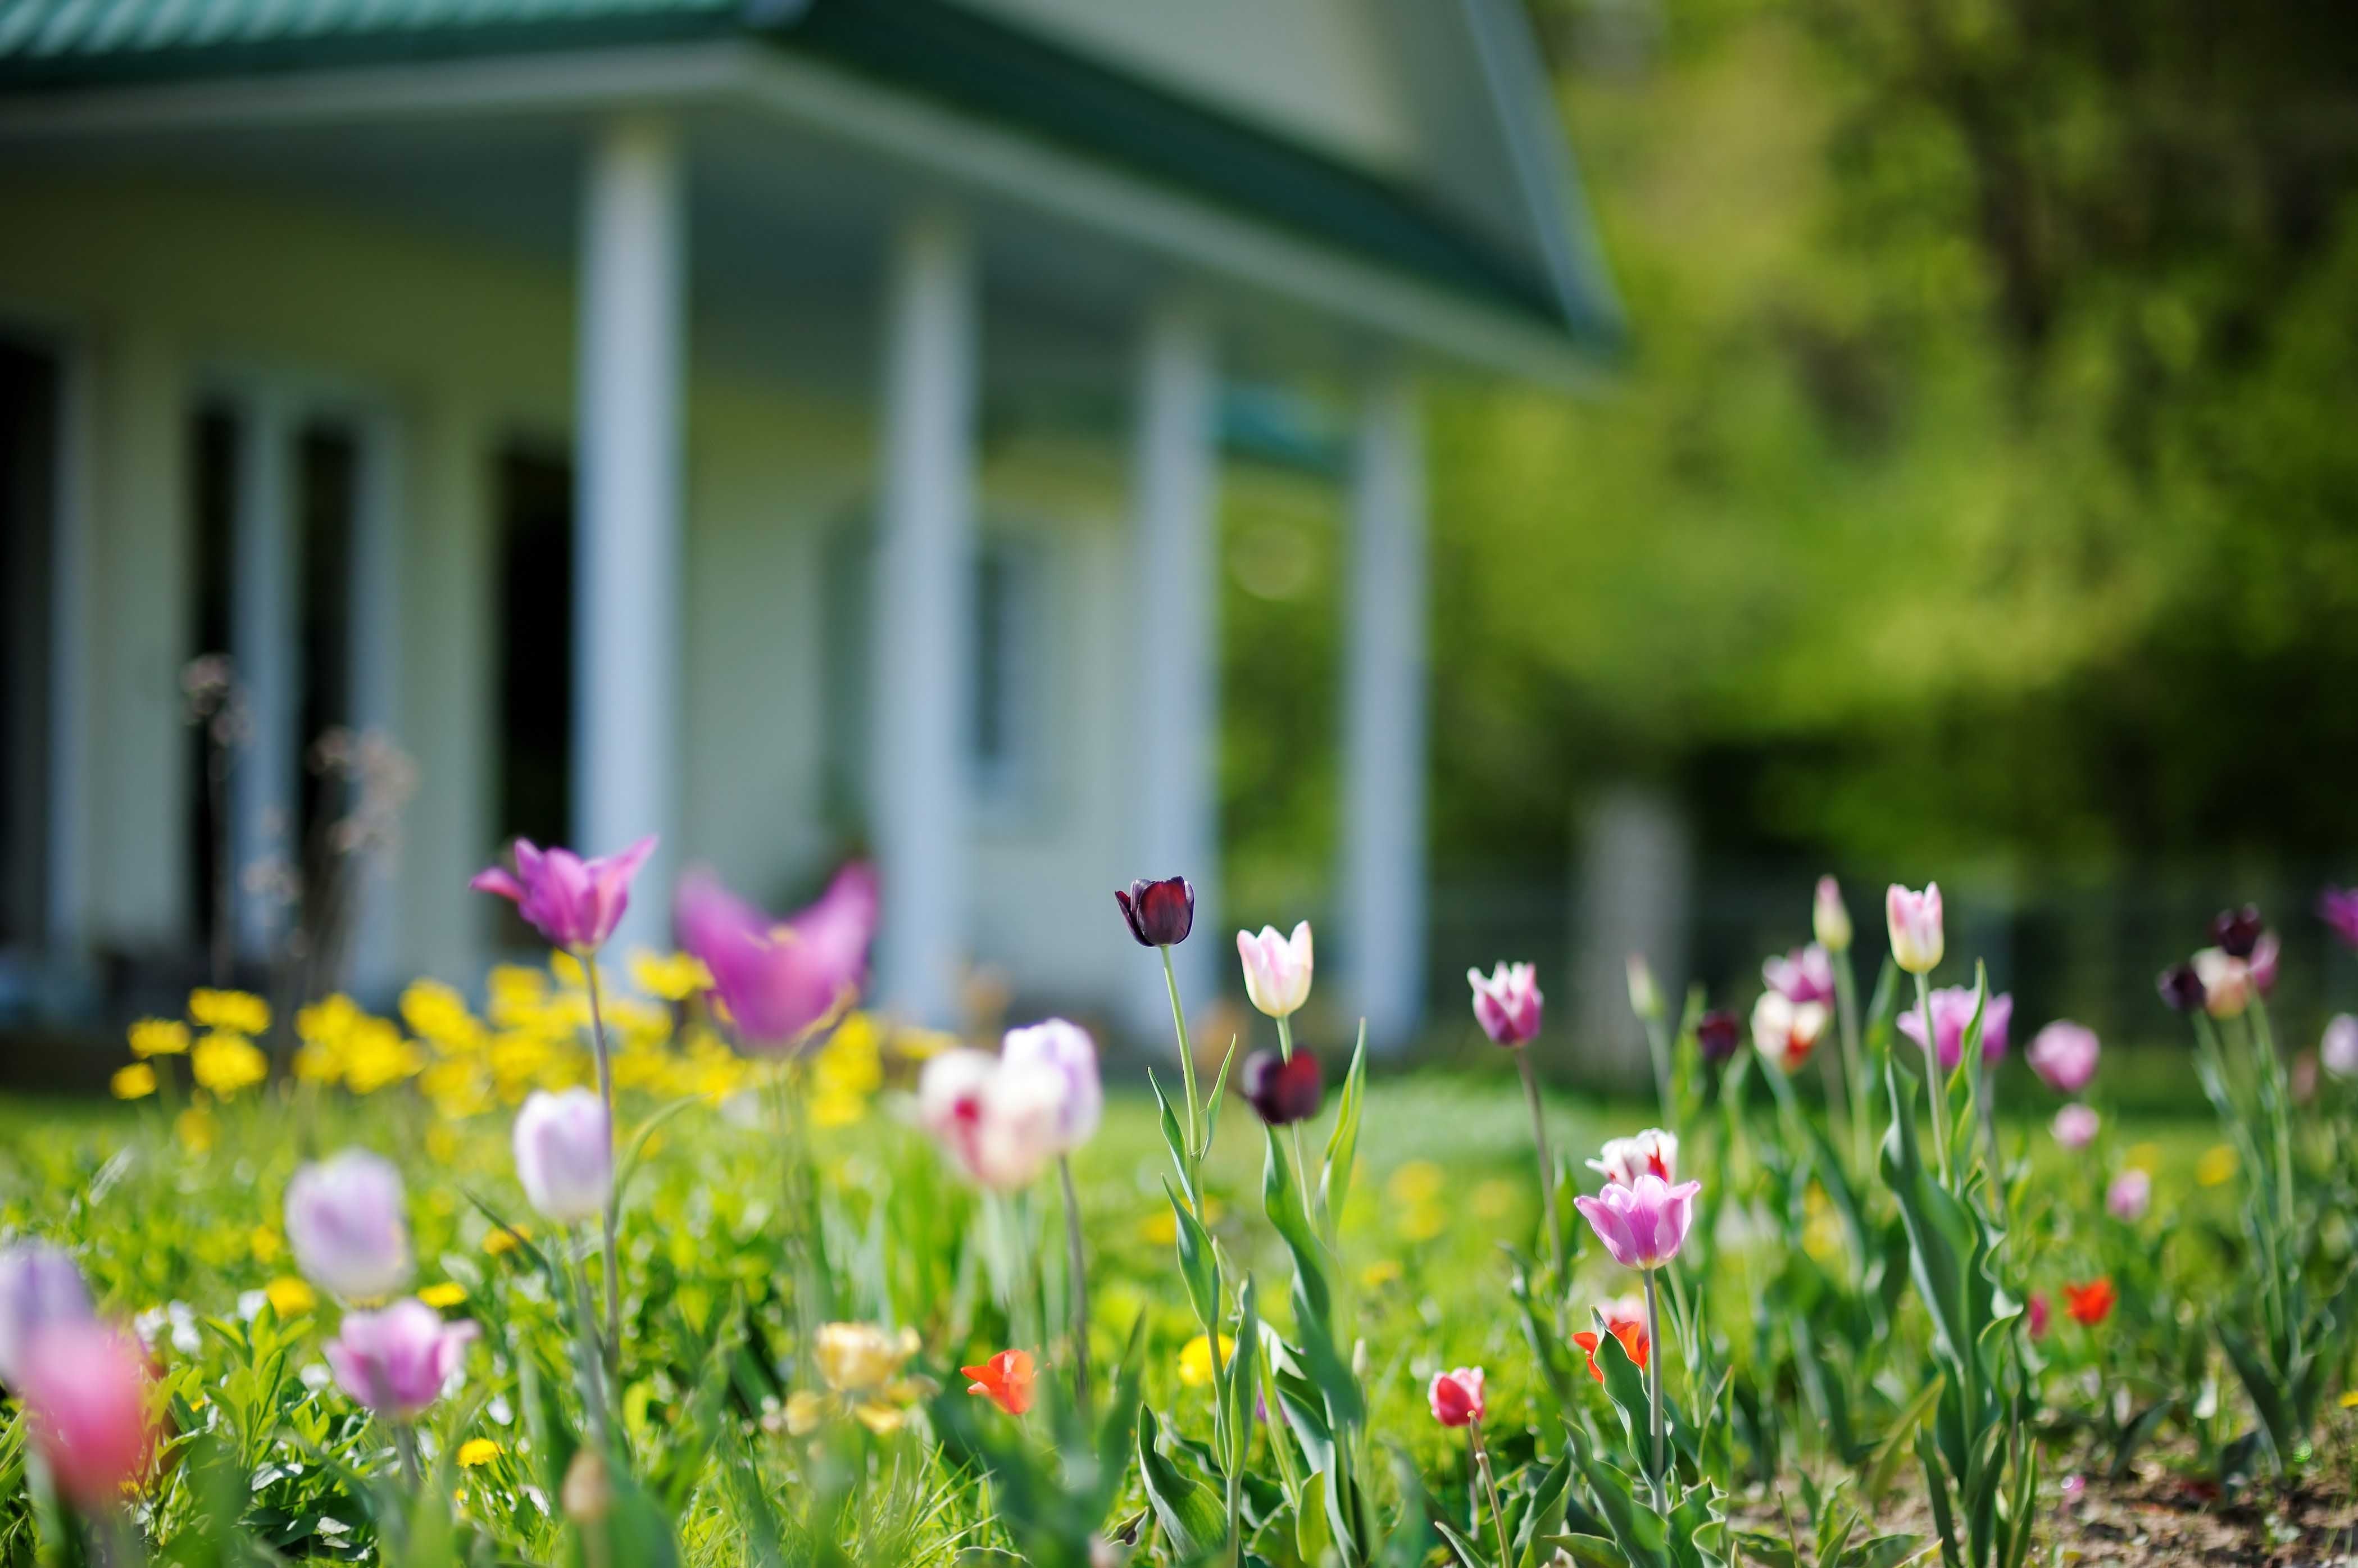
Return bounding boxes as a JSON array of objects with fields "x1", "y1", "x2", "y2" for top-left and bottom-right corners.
[
  {"x1": 2341, "y1": 1390, "x2": 2358, "y2": 1410},
  {"x1": 1397, "y1": 1200, "x2": 1447, "y2": 1244},
  {"x1": 296, "y1": 994, "x2": 363, "y2": 1048},
  {"x1": 889, "y1": 1025, "x2": 958, "y2": 1061},
  {"x1": 251, "y1": 1228, "x2": 283, "y2": 1263},
  {"x1": 2196, "y1": 1145, "x2": 2238, "y2": 1187},
  {"x1": 810, "y1": 1091, "x2": 868, "y2": 1130},
  {"x1": 128, "y1": 1018, "x2": 191, "y2": 1057},
  {"x1": 342, "y1": 1019, "x2": 425, "y2": 1095},
  {"x1": 418, "y1": 1281, "x2": 467, "y2": 1308},
  {"x1": 483, "y1": 1224, "x2": 531, "y2": 1257},
  {"x1": 2123, "y1": 1142, "x2": 2161, "y2": 1174},
  {"x1": 1359, "y1": 1259, "x2": 1403, "y2": 1290},
  {"x1": 111, "y1": 1063, "x2": 157, "y2": 1100},
  {"x1": 189, "y1": 988, "x2": 271, "y2": 1035},
  {"x1": 292, "y1": 1040, "x2": 344, "y2": 1084},
  {"x1": 264, "y1": 1276, "x2": 316, "y2": 1316},
  {"x1": 176, "y1": 1105, "x2": 217, "y2": 1153},
  {"x1": 457, "y1": 1438, "x2": 502, "y2": 1468},
  {"x1": 630, "y1": 949, "x2": 712, "y2": 1003},
  {"x1": 1385, "y1": 1160, "x2": 1446, "y2": 1207},
  {"x1": 549, "y1": 950, "x2": 588, "y2": 989},
  {"x1": 191, "y1": 1032, "x2": 269, "y2": 1097},
  {"x1": 1178, "y1": 1334, "x2": 1235, "y2": 1389},
  {"x1": 420, "y1": 1058, "x2": 492, "y2": 1121},
  {"x1": 1470, "y1": 1179, "x2": 1518, "y2": 1220}
]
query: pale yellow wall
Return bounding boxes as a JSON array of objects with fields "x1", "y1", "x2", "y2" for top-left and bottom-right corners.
[{"x1": 0, "y1": 173, "x2": 1148, "y2": 1010}]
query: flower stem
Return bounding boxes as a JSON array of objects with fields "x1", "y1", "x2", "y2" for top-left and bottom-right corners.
[
  {"x1": 394, "y1": 1421, "x2": 422, "y2": 1491},
  {"x1": 1834, "y1": 948, "x2": 1867, "y2": 1175},
  {"x1": 1912, "y1": 971, "x2": 1951, "y2": 1187},
  {"x1": 1471, "y1": 1421, "x2": 1512, "y2": 1568},
  {"x1": 1515, "y1": 1048, "x2": 1564, "y2": 1285},
  {"x1": 579, "y1": 953, "x2": 622, "y2": 1378},
  {"x1": 1161, "y1": 947, "x2": 1202, "y2": 1188},
  {"x1": 1275, "y1": 1013, "x2": 1315, "y2": 1221},
  {"x1": 1057, "y1": 1155, "x2": 1092, "y2": 1410},
  {"x1": 566, "y1": 1226, "x2": 614, "y2": 1451},
  {"x1": 1643, "y1": 1266, "x2": 1668, "y2": 1516}
]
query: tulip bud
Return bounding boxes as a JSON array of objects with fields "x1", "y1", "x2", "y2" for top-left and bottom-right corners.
[
  {"x1": 19, "y1": 1322, "x2": 153, "y2": 1511},
  {"x1": 285, "y1": 1150, "x2": 412, "y2": 1301},
  {"x1": 1467, "y1": 962, "x2": 1543, "y2": 1047},
  {"x1": 2156, "y1": 962, "x2": 2206, "y2": 1013},
  {"x1": 1426, "y1": 1366, "x2": 1485, "y2": 1428},
  {"x1": 0, "y1": 1242, "x2": 93, "y2": 1390},
  {"x1": 1115, "y1": 876, "x2": 1194, "y2": 948},
  {"x1": 1236, "y1": 923, "x2": 1313, "y2": 1019},
  {"x1": 1624, "y1": 955, "x2": 1662, "y2": 1023},
  {"x1": 2027, "y1": 1021, "x2": 2100, "y2": 1095},
  {"x1": 2050, "y1": 1103, "x2": 2099, "y2": 1149},
  {"x1": 2105, "y1": 1169, "x2": 2151, "y2": 1224},
  {"x1": 2209, "y1": 905, "x2": 2264, "y2": 960},
  {"x1": 323, "y1": 1301, "x2": 478, "y2": 1420},
  {"x1": 511, "y1": 1089, "x2": 614, "y2": 1225},
  {"x1": 1884, "y1": 884, "x2": 1944, "y2": 974},
  {"x1": 1693, "y1": 1009, "x2": 1742, "y2": 1063},
  {"x1": 999, "y1": 1019, "x2": 1102, "y2": 1154},
  {"x1": 2324, "y1": 1015, "x2": 2358, "y2": 1080},
  {"x1": 1813, "y1": 876, "x2": 1852, "y2": 952},
  {"x1": 1240, "y1": 1048, "x2": 1322, "y2": 1126}
]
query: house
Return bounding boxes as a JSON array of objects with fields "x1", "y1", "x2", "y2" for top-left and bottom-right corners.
[{"x1": 0, "y1": 0, "x2": 1621, "y2": 1050}]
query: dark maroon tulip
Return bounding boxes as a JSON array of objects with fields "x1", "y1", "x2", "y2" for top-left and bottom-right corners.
[
  {"x1": 1116, "y1": 876, "x2": 1195, "y2": 948},
  {"x1": 1694, "y1": 1009, "x2": 1742, "y2": 1063},
  {"x1": 2209, "y1": 905, "x2": 2264, "y2": 960},
  {"x1": 1240, "y1": 1048, "x2": 1322, "y2": 1126},
  {"x1": 2157, "y1": 962, "x2": 2207, "y2": 1013}
]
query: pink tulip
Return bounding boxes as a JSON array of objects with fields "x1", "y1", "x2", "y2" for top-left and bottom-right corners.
[
  {"x1": 0, "y1": 1242, "x2": 93, "y2": 1390},
  {"x1": 2027, "y1": 1021, "x2": 2100, "y2": 1094},
  {"x1": 1428, "y1": 1366, "x2": 1486, "y2": 1428},
  {"x1": 1587, "y1": 1129, "x2": 1678, "y2": 1186},
  {"x1": 675, "y1": 863, "x2": 878, "y2": 1052},
  {"x1": 285, "y1": 1150, "x2": 412, "y2": 1301},
  {"x1": 1574, "y1": 1171, "x2": 1702, "y2": 1271},
  {"x1": 2106, "y1": 1169, "x2": 2151, "y2": 1224},
  {"x1": 2051, "y1": 1103, "x2": 2099, "y2": 1149},
  {"x1": 2027, "y1": 1292, "x2": 2051, "y2": 1340},
  {"x1": 2319, "y1": 886, "x2": 2358, "y2": 951},
  {"x1": 1886, "y1": 884, "x2": 1944, "y2": 974},
  {"x1": 1762, "y1": 944, "x2": 1834, "y2": 1005},
  {"x1": 1237, "y1": 922, "x2": 1314, "y2": 1019},
  {"x1": 1467, "y1": 961, "x2": 1543, "y2": 1046},
  {"x1": 324, "y1": 1301, "x2": 479, "y2": 1421},
  {"x1": 1898, "y1": 987, "x2": 2012, "y2": 1072},
  {"x1": 19, "y1": 1322, "x2": 153, "y2": 1510},
  {"x1": 471, "y1": 835, "x2": 655, "y2": 952},
  {"x1": 2248, "y1": 931, "x2": 2279, "y2": 995},
  {"x1": 2323, "y1": 1015, "x2": 2358, "y2": 1080}
]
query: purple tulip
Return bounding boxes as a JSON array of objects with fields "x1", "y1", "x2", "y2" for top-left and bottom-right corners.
[
  {"x1": 1240, "y1": 1049, "x2": 1323, "y2": 1126},
  {"x1": 285, "y1": 1151, "x2": 412, "y2": 1302},
  {"x1": 2210, "y1": 905, "x2": 2264, "y2": 960},
  {"x1": 0, "y1": 1243, "x2": 93, "y2": 1389},
  {"x1": 1115, "y1": 876, "x2": 1194, "y2": 948},
  {"x1": 1467, "y1": 961, "x2": 1543, "y2": 1047},
  {"x1": 2156, "y1": 962, "x2": 2206, "y2": 1013},
  {"x1": 2320, "y1": 886, "x2": 2358, "y2": 951},
  {"x1": 2027, "y1": 1021, "x2": 2100, "y2": 1095},
  {"x1": 512, "y1": 1089, "x2": 613, "y2": 1225},
  {"x1": 1898, "y1": 987, "x2": 2013, "y2": 1072},
  {"x1": 324, "y1": 1301, "x2": 478, "y2": 1420},
  {"x1": 2106, "y1": 1169, "x2": 2151, "y2": 1224},
  {"x1": 1573, "y1": 1170, "x2": 1702, "y2": 1271},
  {"x1": 999, "y1": 1019, "x2": 1102, "y2": 1153},
  {"x1": 1693, "y1": 1009, "x2": 1742, "y2": 1063},
  {"x1": 471, "y1": 835, "x2": 655, "y2": 952},
  {"x1": 675, "y1": 863, "x2": 878, "y2": 1052},
  {"x1": 1762, "y1": 944, "x2": 1834, "y2": 1006}
]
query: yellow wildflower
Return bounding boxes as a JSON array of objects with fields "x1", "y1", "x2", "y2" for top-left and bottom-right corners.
[
  {"x1": 250, "y1": 1228, "x2": 283, "y2": 1264},
  {"x1": 111, "y1": 1063, "x2": 157, "y2": 1100},
  {"x1": 890, "y1": 1025, "x2": 958, "y2": 1061},
  {"x1": 128, "y1": 1019, "x2": 190, "y2": 1057},
  {"x1": 483, "y1": 1224, "x2": 531, "y2": 1257},
  {"x1": 2341, "y1": 1390, "x2": 2358, "y2": 1410},
  {"x1": 420, "y1": 1059, "x2": 492, "y2": 1121},
  {"x1": 342, "y1": 1019, "x2": 424, "y2": 1094},
  {"x1": 1359, "y1": 1259, "x2": 1403, "y2": 1290},
  {"x1": 189, "y1": 988, "x2": 271, "y2": 1035},
  {"x1": 1397, "y1": 1201, "x2": 1447, "y2": 1244},
  {"x1": 457, "y1": 1438, "x2": 502, "y2": 1468},
  {"x1": 815, "y1": 1323, "x2": 920, "y2": 1394},
  {"x1": 1385, "y1": 1160, "x2": 1445, "y2": 1206},
  {"x1": 176, "y1": 1105, "x2": 217, "y2": 1153},
  {"x1": 418, "y1": 1281, "x2": 468, "y2": 1308},
  {"x1": 1178, "y1": 1334, "x2": 1235, "y2": 1389},
  {"x1": 1141, "y1": 1209, "x2": 1179, "y2": 1246},
  {"x1": 297, "y1": 994, "x2": 363, "y2": 1048},
  {"x1": 784, "y1": 1390, "x2": 827, "y2": 1435},
  {"x1": 549, "y1": 950, "x2": 588, "y2": 989},
  {"x1": 264, "y1": 1276, "x2": 316, "y2": 1316},
  {"x1": 1470, "y1": 1179, "x2": 1519, "y2": 1220},
  {"x1": 191, "y1": 1032, "x2": 269, "y2": 1097},
  {"x1": 630, "y1": 949, "x2": 712, "y2": 1003},
  {"x1": 2197, "y1": 1145, "x2": 2238, "y2": 1187},
  {"x1": 2123, "y1": 1142, "x2": 2161, "y2": 1174}
]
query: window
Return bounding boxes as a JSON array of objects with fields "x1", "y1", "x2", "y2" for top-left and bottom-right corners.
[
  {"x1": 494, "y1": 445, "x2": 575, "y2": 856},
  {"x1": 0, "y1": 340, "x2": 58, "y2": 949}
]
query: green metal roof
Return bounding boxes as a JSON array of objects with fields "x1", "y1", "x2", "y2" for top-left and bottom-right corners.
[{"x1": 0, "y1": 0, "x2": 1625, "y2": 357}]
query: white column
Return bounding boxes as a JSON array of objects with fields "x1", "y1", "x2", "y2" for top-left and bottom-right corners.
[
  {"x1": 574, "y1": 114, "x2": 685, "y2": 956},
  {"x1": 345, "y1": 411, "x2": 402, "y2": 997},
  {"x1": 1342, "y1": 363, "x2": 1428, "y2": 1051},
  {"x1": 1126, "y1": 298, "x2": 1221, "y2": 1036},
  {"x1": 230, "y1": 385, "x2": 298, "y2": 961},
  {"x1": 869, "y1": 208, "x2": 978, "y2": 1026}
]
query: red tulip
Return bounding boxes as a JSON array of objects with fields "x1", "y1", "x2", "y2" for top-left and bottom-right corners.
[
  {"x1": 1427, "y1": 1366, "x2": 1485, "y2": 1428},
  {"x1": 2063, "y1": 1278, "x2": 2115, "y2": 1326},
  {"x1": 961, "y1": 1348, "x2": 1036, "y2": 1415}
]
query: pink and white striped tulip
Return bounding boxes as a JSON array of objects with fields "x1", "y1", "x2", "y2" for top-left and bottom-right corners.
[
  {"x1": 1588, "y1": 1129, "x2": 1678, "y2": 1187},
  {"x1": 1467, "y1": 961, "x2": 1543, "y2": 1046},
  {"x1": 1886, "y1": 883, "x2": 1944, "y2": 974},
  {"x1": 917, "y1": 1048, "x2": 1072, "y2": 1192},
  {"x1": 1574, "y1": 1171, "x2": 1703, "y2": 1271},
  {"x1": 1237, "y1": 922, "x2": 1314, "y2": 1019}
]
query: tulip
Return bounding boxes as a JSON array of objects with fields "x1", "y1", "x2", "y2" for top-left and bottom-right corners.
[
  {"x1": 1427, "y1": 1366, "x2": 1486, "y2": 1428},
  {"x1": 1574, "y1": 1171, "x2": 1702, "y2": 1272},
  {"x1": 675, "y1": 863, "x2": 878, "y2": 1051},
  {"x1": 998, "y1": 1020, "x2": 1102, "y2": 1154},
  {"x1": 1750, "y1": 990, "x2": 1828, "y2": 1075},
  {"x1": 1588, "y1": 1129, "x2": 1678, "y2": 1187},
  {"x1": 1694, "y1": 1009, "x2": 1742, "y2": 1063},
  {"x1": 1237, "y1": 922, "x2": 1313, "y2": 1019},
  {"x1": 2027, "y1": 1021, "x2": 2100, "y2": 1094},
  {"x1": 2027, "y1": 1292, "x2": 2050, "y2": 1340},
  {"x1": 1813, "y1": 876, "x2": 1852, "y2": 952},
  {"x1": 1240, "y1": 1048, "x2": 1323, "y2": 1126},
  {"x1": 324, "y1": 1300, "x2": 478, "y2": 1420},
  {"x1": 511, "y1": 1089, "x2": 613, "y2": 1226},
  {"x1": 2323, "y1": 1015, "x2": 2358, "y2": 1080},
  {"x1": 2051, "y1": 1103, "x2": 2100, "y2": 1149},
  {"x1": 2063, "y1": 1278, "x2": 2115, "y2": 1326},
  {"x1": 2319, "y1": 886, "x2": 2358, "y2": 951},
  {"x1": 1571, "y1": 1294, "x2": 1649, "y2": 1384},
  {"x1": 2248, "y1": 930, "x2": 2279, "y2": 994},
  {"x1": 19, "y1": 1322, "x2": 152, "y2": 1511},
  {"x1": 2106, "y1": 1169, "x2": 2151, "y2": 1223},
  {"x1": 1624, "y1": 955, "x2": 1662, "y2": 1023},
  {"x1": 1897, "y1": 987, "x2": 2014, "y2": 1072},
  {"x1": 961, "y1": 1348, "x2": 1036, "y2": 1415},
  {"x1": 0, "y1": 1242, "x2": 93, "y2": 1389},
  {"x1": 2156, "y1": 962, "x2": 2206, "y2": 1013},
  {"x1": 2210, "y1": 905, "x2": 2264, "y2": 959},
  {"x1": 1467, "y1": 962, "x2": 1543, "y2": 1046},
  {"x1": 285, "y1": 1150, "x2": 412, "y2": 1301},
  {"x1": 2190, "y1": 948, "x2": 2251, "y2": 1019},
  {"x1": 471, "y1": 835, "x2": 655, "y2": 952},
  {"x1": 1761, "y1": 945, "x2": 1834, "y2": 1006},
  {"x1": 917, "y1": 1048, "x2": 1068, "y2": 1191},
  {"x1": 814, "y1": 1321, "x2": 920, "y2": 1396},
  {"x1": 1886, "y1": 884, "x2": 1944, "y2": 974},
  {"x1": 1115, "y1": 876, "x2": 1194, "y2": 948}
]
